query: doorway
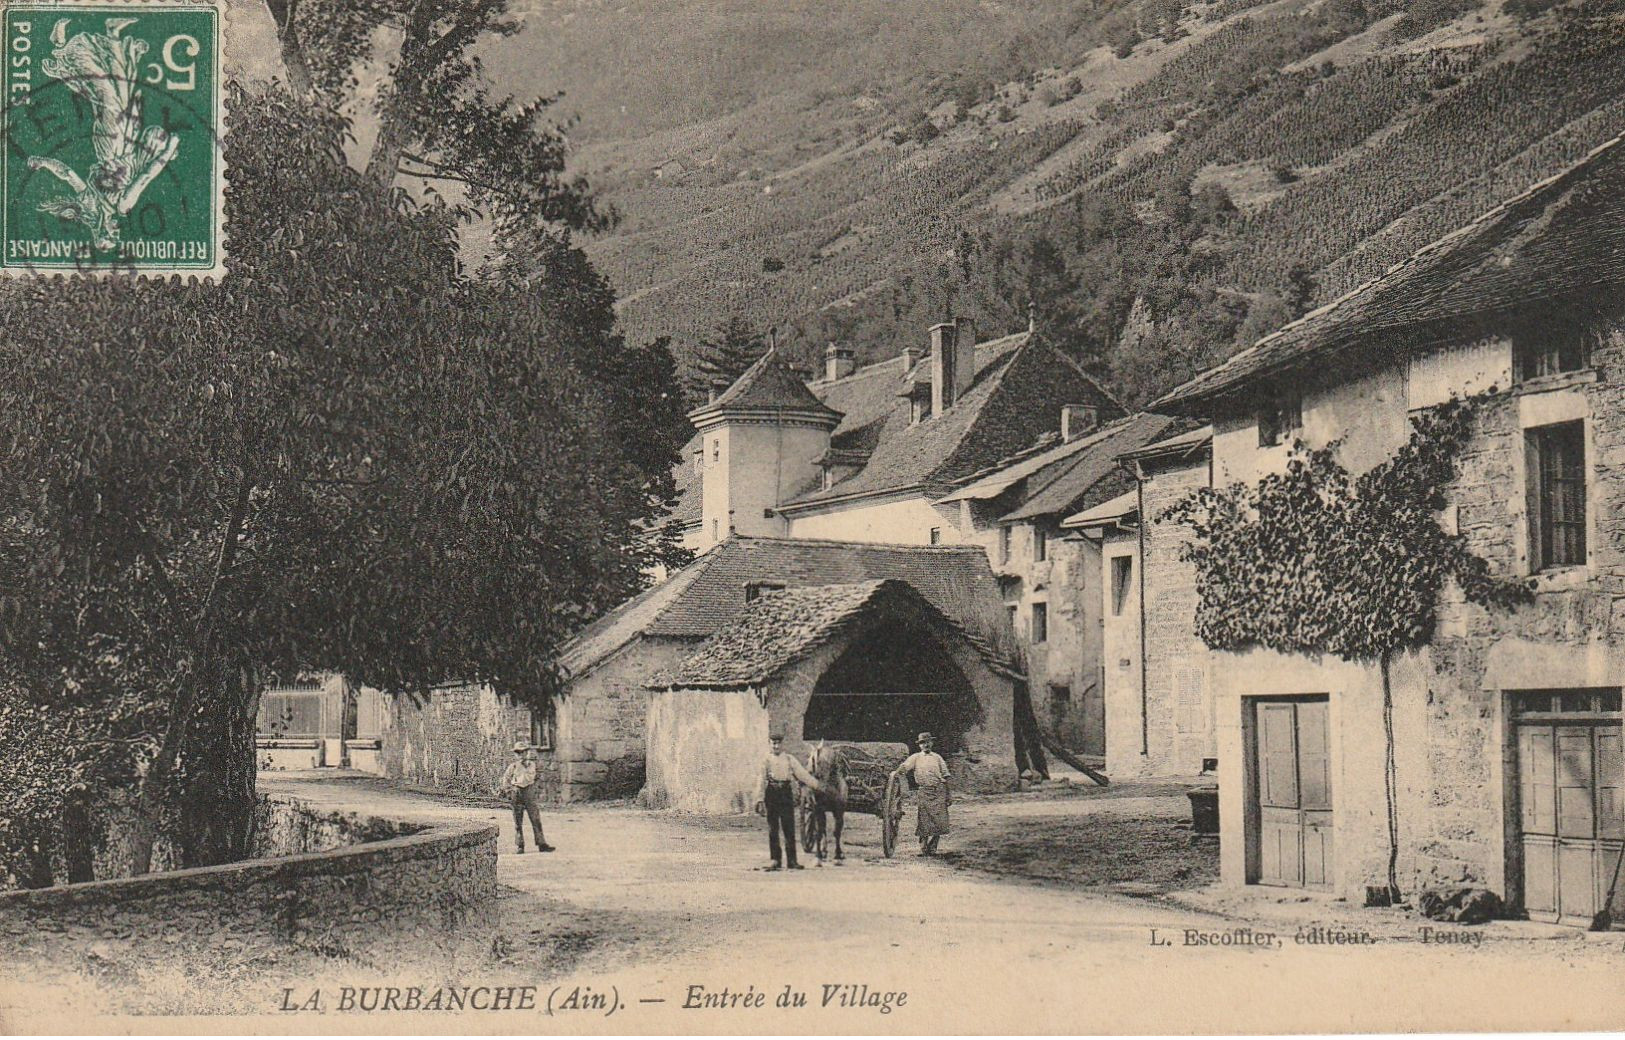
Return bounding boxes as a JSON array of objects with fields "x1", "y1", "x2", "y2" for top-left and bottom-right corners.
[
  {"x1": 1512, "y1": 688, "x2": 1623, "y2": 926},
  {"x1": 1248, "y1": 696, "x2": 1333, "y2": 888}
]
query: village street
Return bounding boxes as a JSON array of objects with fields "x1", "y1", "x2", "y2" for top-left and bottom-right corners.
[{"x1": 246, "y1": 772, "x2": 1625, "y2": 1034}]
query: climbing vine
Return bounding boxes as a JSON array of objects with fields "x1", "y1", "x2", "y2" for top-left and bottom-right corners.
[{"x1": 1164, "y1": 393, "x2": 1531, "y2": 898}]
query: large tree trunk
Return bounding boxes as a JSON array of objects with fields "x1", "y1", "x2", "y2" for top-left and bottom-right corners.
[
  {"x1": 177, "y1": 673, "x2": 261, "y2": 868},
  {"x1": 264, "y1": 0, "x2": 315, "y2": 96},
  {"x1": 61, "y1": 802, "x2": 96, "y2": 883}
]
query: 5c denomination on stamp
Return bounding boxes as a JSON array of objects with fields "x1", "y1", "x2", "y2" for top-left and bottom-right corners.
[{"x1": 2, "y1": 0, "x2": 224, "y2": 278}]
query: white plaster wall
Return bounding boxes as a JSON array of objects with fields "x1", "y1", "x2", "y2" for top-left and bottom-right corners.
[{"x1": 784, "y1": 494, "x2": 962, "y2": 545}]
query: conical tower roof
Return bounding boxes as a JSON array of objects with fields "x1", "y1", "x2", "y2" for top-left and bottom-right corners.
[{"x1": 689, "y1": 346, "x2": 842, "y2": 425}]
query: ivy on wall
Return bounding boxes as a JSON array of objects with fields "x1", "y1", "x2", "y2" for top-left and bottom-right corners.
[{"x1": 1164, "y1": 393, "x2": 1531, "y2": 899}]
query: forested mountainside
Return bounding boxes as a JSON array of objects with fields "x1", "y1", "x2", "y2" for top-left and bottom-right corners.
[{"x1": 491, "y1": 0, "x2": 1625, "y2": 405}]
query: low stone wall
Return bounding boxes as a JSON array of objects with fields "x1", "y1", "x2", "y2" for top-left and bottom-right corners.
[{"x1": 0, "y1": 796, "x2": 497, "y2": 963}]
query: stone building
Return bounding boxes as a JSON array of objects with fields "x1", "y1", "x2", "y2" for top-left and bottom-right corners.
[
  {"x1": 1062, "y1": 426, "x2": 1214, "y2": 779},
  {"x1": 669, "y1": 319, "x2": 1123, "y2": 552},
  {"x1": 1151, "y1": 133, "x2": 1625, "y2": 923},
  {"x1": 936, "y1": 413, "x2": 1185, "y2": 757},
  {"x1": 644, "y1": 579, "x2": 1020, "y2": 813},
  {"x1": 256, "y1": 675, "x2": 387, "y2": 774},
  {"x1": 380, "y1": 536, "x2": 1016, "y2": 802}
]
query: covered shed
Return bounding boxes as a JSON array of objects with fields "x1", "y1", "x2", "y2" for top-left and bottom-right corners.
[{"x1": 643, "y1": 579, "x2": 1020, "y2": 814}]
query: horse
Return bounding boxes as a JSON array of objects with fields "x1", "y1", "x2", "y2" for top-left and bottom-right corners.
[{"x1": 801, "y1": 740, "x2": 850, "y2": 863}]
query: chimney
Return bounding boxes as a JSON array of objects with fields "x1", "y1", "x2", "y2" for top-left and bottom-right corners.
[
  {"x1": 930, "y1": 322, "x2": 957, "y2": 417},
  {"x1": 825, "y1": 342, "x2": 856, "y2": 381},
  {"x1": 953, "y1": 316, "x2": 977, "y2": 402},
  {"x1": 708, "y1": 376, "x2": 731, "y2": 404},
  {"x1": 1062, "y1": 404, "x2": 1099, "y2": 442},
  {"x1": 901, "y1": 344, "x2": 923, "y2": 371}
]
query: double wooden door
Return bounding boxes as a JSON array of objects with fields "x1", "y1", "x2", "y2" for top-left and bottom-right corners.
[
  {"x1": 1253, "y1": 698, "x2": 1333, "y2": 888},
  {"x1": 1517, "y1": 714, "x2": 1624, "y2": 926}
]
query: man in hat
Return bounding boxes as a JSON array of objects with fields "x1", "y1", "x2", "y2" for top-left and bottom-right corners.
[
  {"x1": 500, "y1": 740, "x2": 554, "y2": 854},
  {"x1": 761, "y1": 732, "x2": 827, "y2": 870},
  {"x1": 892, "y1": 732, "x2": 950, "y2": 855}
]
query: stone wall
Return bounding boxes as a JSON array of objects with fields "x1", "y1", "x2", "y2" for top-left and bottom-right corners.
[
  {"x1": 378, "y1": 640, "x2": 695, "y2": 804},
  {"x1": 380, "y1": 682, "x2": 553, "y2": 800},
  {"x1": 1111, "y1": 452, "x2": 1212, "y2": 779},
  {"x1": 0, "y1": 797, "x2": 497, "y2": 962},
  {"x1": 554, "y1": 638, "x2": 691, "y2": 802}
]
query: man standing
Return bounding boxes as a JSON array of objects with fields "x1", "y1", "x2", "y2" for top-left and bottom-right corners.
[
  {"x1": 762, "y1": 732, "x2": 825, "y2": 870},
  {"x1": 893, "y1": 732, "x2": 950, "y2": 856},
  {"x1": 500, "y1": 740, "x2": 554, "y2": 854}
]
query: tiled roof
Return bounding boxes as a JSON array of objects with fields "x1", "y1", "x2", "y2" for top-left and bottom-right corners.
[
  {"x1": 666, "y1": 329, "x2": 1126, "y2": 523},
  {"x1": 700, "y1": 347, "x2": 841, "y2": 417},
  {"x1": 1061, "y1": 488, "x2": 1139, "y2": 531},
  {"x1": 650, "y1": 579, "x2": 1018, "y2": 689},
  {"x1": 1155, "y1": 133, "x2": 1625, "y2": 412},
  {"x1": 784, "y1": 331, "x2": 1125, "y2": 506},
  {"x1": 996, "y1": 414, "x2": 1186, "y2": 523},
  {"x1": 1118, "y1": 425, "x2": 1213, "y2": 463},
  {"x1": 556, "y1": 535, "x2": 1017, "y2": 679}
]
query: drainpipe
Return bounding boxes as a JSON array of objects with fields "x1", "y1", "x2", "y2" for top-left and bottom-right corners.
[{"x1": 1134, "y1": 462, "x2": 1150, "y2": 758}]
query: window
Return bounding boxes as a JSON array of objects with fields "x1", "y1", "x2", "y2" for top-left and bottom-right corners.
[
  {"x1": 1048, "y1": 685, "x2": 1072, "y2": 725},
  {"x1": 929, "y1": 527, "x2": 942, "y2": 545},
  {"x1": 711, "y1": 518, "x2": 720, "y2": 542},
  {"x1": 1031, "y1": 602, "x2": 1048, "y2": 644},
  {"x1": 529, "y1": 711, "x2": 554, "y2": 751},
  {"x1": 1110, "y1": 556, "x2": 1133, "y2": 616},
  {"x1": 1515, "y1": 328, "x2": 1590, "y2": 382},
  {"x1": 1257, "y1": 394, "x2": 1302, "y2": 448},
  {"x1": 745, "y1": 581, "x2": 786, "y2": 603},
  {"x1": 712, "y1": 439, "x2": 721, "y2": 463},
  {"x1": 1007, "y1": 604, "x2": 1018, "y2": 633},
  {"x1": 1033, "y1": 526, "x2": 1048, "y2": 562},
  {"x1": 1511, "y1": 688, "x2": 1622, "y2": 716},
  {"x1": 1528, "y1": 421, "x2": 1586, "y2": 570},
  {"x1": 821, "y1": 466, "x2": 834, "y2": 491},
  {"x1": 999, "y1": 526, "x2": 1012, "y2": 565}
]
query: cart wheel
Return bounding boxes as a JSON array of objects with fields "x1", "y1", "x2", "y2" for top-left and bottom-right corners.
[
  {"x1": 881, "y1": 774, "x2": 905, "y2": 858},
  {"x1": 799, "y1": 802, "x2": 818, "y2": 854}
]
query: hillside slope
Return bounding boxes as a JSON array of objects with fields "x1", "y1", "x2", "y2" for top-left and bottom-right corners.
[{"x1": 490, "y1": 0, "x2": 1625, "y2": 402}]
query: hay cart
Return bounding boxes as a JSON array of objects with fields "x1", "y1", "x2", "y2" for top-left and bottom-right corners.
[{"x1": 798, "y1": 742, "x2": 911, "y2": 858}]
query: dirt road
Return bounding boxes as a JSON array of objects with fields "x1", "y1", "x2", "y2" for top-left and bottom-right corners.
[{"x1": 248, "y1": 773, "x2": 1625, "y2": 1034}]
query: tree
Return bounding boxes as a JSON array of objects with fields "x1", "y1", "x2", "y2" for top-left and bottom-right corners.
[
  {"x1": 0, "y1": 85, "x2": 687, "y2": 878},
  {"x1": 685, "y1": 315, "x2": 767, "y2": 406},
  {"x1": 263, "y1": 0, "x2": 609, "y2": 238}
]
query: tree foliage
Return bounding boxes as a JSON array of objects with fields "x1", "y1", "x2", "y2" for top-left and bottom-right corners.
[{"x1": 0, "y1": 83, "x2": 686, "y2": 880}]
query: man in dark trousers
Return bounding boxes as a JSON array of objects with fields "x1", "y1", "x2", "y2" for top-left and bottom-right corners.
[
  {"x1": 500, "y1": 740, "x2": 554, "y2": 854},
  {"x1": 761, "y1": 732, "x2": 826, "y2": 870}
]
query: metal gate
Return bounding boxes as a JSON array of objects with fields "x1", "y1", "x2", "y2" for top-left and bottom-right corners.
[
  {"x1": 1514, "y1": 689, "x2": 1624, "y2": 926},
  {"x1": 1251, "y1": 697, "x2": 1333, "y2": 888}
]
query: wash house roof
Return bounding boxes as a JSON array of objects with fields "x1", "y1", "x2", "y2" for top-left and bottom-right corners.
[
  {"x1": 1154, "y1": 133, "x2": 1625, "y2": 412},
  {"x1": 648, "y1": 579, "x2": 1019, "y2": 690},
  {"x1": 557, "y1": 535, "x2": 1016, "y2": 680}
]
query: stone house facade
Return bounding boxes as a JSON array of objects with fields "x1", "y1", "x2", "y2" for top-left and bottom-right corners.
[
  {"x1": 1063, "y1": 427, "x2": 1215, "y2": 779},
  {"x1": 1152, "y1": 134, "x2": 1625, "y2": 922}
]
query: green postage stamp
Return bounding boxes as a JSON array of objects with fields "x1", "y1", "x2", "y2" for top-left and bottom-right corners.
[{"x1": 2, "y1": 0, "x2": 224, "y2": 278}]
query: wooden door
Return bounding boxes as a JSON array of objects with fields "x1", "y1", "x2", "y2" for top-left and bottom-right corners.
[
  {"x1": 1518, "y1": 714, "x2": 1624, "y2": 926},
  {"x1": 1254, "y1": 698, "x2": 1333, "y2": 888}
]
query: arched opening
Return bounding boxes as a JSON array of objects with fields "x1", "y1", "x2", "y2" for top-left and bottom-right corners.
[{"x1": 802, "y1": 618, "x2": 981, "y2": 752}]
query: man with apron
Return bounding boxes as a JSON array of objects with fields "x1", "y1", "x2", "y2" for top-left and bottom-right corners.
[{"x1": 893, "y1": 731, "x2": 950, "y2": 855}]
